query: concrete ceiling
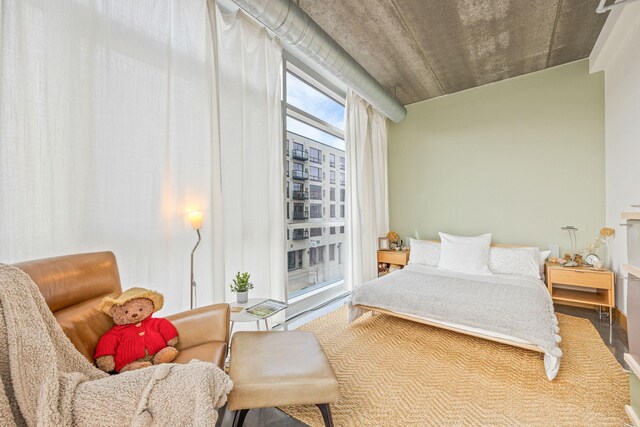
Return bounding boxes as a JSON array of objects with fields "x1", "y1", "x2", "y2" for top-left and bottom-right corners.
[{"x1": 298, "y1": 0, "x2": 608, "y2": 106}]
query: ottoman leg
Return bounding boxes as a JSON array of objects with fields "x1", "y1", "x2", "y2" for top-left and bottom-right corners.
[
  {"x1": 316, "y1": 404, "x2": 334, "y2": 427},
  {"x1": 232, "y1": 409, "x2": 249, "y2": 427}
]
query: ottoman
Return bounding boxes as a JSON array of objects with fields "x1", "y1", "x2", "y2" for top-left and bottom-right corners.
[{"x1": 228, "y1": 331, "x2": 339, "y2": 427}]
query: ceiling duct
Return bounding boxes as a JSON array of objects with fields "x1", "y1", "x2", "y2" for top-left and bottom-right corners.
[{"x1": 230, "y1": 0, "x2": 407, "y2": 123}]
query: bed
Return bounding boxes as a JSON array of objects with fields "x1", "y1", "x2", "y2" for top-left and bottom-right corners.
[{"x1": 348, "y1": 245, "x2": 563, "y2": 380}]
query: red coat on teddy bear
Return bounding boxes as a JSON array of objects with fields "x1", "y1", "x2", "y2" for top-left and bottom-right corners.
[{"x1": 94, "y1": 287, "x2": 179, "y2": 373}]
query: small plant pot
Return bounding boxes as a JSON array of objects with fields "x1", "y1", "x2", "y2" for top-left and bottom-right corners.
[{"x1": 236, "y1": 291, "x2": 248, "y2": 304}]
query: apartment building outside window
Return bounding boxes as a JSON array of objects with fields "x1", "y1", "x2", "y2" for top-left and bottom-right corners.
[{"x1": 283, "y1": 62, "x2": 346, "y2": 299}]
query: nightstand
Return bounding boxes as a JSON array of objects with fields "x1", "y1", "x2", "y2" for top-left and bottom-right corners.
[
  {"x1": 377, "y1": 250, "x2": 410, "y2": 276},
  {"x1": 545, "y1": 261, "x2": 615, "y2": 324}
]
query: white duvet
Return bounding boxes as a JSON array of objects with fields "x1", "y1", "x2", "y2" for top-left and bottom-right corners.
[{"x1": 349, "y1": 264, "x2": 562, "y2": 380}]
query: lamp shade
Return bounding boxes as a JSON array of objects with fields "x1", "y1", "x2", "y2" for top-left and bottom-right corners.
[{"x1": 188, "y1": 211, "x2": 203, "y2": 230}]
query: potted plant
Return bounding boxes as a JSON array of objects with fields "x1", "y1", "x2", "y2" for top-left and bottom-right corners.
[{"x1": 230, "y1": 272, "x2": 254, "y2": 304}]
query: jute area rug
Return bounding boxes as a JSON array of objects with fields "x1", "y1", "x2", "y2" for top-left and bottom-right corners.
[{"x1": 280, "y1": 307, "x2": 629, "y2": 426}]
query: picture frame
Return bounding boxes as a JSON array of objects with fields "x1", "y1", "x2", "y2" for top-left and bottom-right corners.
[{"x1": 378, "y1": 237, "x2": 389, "y2": 250}]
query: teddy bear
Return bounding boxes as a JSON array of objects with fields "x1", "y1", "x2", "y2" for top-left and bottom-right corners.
[{"x1": 94, "y1": 287, "x2": 179, "y2": 373}]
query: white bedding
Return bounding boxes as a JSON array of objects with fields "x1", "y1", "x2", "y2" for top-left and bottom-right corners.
[{"x1": 349, "y1": 264, "x2": 562, "y2": 380}]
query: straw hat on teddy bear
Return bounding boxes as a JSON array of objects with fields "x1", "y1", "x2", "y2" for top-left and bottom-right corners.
[{"x1": 98, "y1": 287, "x2": 164, "y2": 315}]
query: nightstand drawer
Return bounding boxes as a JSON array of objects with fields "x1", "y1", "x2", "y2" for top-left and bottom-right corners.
[
  {"x1": 548, "y1": 269, "x2": 612, "y2": 290},
  {"x1": 377, "y1": 250, "x2": 409, "y2": 266}
]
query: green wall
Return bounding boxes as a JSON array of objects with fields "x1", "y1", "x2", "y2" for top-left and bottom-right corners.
[{"x1": 388, "y1": 60, "x2": 604, "y2": 254}]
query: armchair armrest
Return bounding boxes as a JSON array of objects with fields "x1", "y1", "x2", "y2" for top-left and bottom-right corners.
[{"x1": 166, "y1": 303, "x2": 230, "y2": 350}]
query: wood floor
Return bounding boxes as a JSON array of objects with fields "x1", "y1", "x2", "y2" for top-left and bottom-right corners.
[{"x1": 217, "y1": 301, "x2": 629, "y2": 427}]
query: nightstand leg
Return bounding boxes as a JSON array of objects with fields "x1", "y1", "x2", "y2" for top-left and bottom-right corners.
[{"x1": 610, "y1": 306, "x2": 613, "y2": 325}]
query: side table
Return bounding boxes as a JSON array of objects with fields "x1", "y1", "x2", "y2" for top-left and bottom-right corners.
[{"x1": 230, "y1": 298, "x2": 272, "y2": 335}]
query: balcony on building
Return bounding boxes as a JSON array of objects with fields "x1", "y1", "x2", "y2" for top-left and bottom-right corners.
[
  {"x1": 293, "y1": 210, "x2": 309, "y2": 220},
  {"x1": 292, "y1": 190, "x2": 309, "y2": 200},
  {"x1": 292, "y1": 169, "x2": 309, "y2": 180},
  {"x1": 292, "y1": 149, "x2": 309, "y2": 161},
  {"x1": 292, "y1": 229, "x2": 309, "y2": 240}
]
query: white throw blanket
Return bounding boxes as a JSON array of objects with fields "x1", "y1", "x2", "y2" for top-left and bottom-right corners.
[
  {"x1": 0, "y1": 264, "x2": 233, "y2": 426},
  {"x1": 349, "y1": 265, "x2": 562, "y2": 380}
]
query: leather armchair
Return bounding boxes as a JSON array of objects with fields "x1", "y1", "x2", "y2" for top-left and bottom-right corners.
[{"x1": 13, "y1": 251, "x2": 230, "y2": 369}]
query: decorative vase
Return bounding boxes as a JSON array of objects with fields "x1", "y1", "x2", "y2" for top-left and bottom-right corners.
[{"x1": 237, "y1": 291, "x2": 248, "y2": 304}]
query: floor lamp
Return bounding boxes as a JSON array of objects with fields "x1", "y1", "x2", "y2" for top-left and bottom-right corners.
[{"x1": 188, "y1": 211, "x2": 203, "y2": 310}]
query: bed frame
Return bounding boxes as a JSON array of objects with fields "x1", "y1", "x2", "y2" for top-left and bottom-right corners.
[
  {"x1": 356, "y1": 305, "x2": 544, "y2": 353},
  {"x1": 356, "y1": 241, "x2": 545, "y2": 354}
]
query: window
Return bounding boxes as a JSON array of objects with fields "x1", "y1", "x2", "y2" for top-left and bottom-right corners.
[
  {"x1": 309, "y1": 246, "x2": 325, "y2": 266},
  {"x1": 284, "y1": 64, "x2": 346, "y2": 299},
  {"x1": 310, "y1": 184, "x2": 322, "y2": 200},
  {"x1": 340, "y1": 156, "x2": 345, "y2": 170},
  {"x1": 286, "y1": 161, "x2": 289, "y2": 177},
  {"x1": 288, "y1": 251, "x2": 295, "y2": 270},
  {"x1": 309, "y1": 166, "x2": 322, "y2": 182},
  {"x1": 340, "y1": 188, "x2": 345, "y2": 202},
  {"x1": 309, "y1": 147, "x2": 321, "y2": 164},
  {"x1": 340, "y1": 205, "x2": 345, "y2": 218},
  {"x1": 310, "y1": 203, "x2": 322, "y2": 218},
  {"x1": 340, "y1": 172, "x2": 345, "y2": 186},
  {"x1": 340, "y1": 226, "x2": 344, "y2": 233},
  {"x1": 288, "y1": 250, "x2": 303, "y2": 271}
]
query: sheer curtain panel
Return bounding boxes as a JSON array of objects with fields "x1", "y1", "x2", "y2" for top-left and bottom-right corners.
[
  {"x1": 214, "y1": 6, "x2": 286, "y2": 304},
  {"x1": 0, "y1": 0, "x2": 220, "y2": 313},
  {"x1": 345, "y1": 89, "x2": 389, "y2": 290}
]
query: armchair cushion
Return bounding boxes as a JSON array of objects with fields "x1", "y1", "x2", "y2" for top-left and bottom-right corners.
[{"x1": 174, "y1": 342, "x2": 227, "y2": 368}]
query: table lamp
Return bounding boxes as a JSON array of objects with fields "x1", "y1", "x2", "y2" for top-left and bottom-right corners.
[{"x1": 188, "y1": 211, "x2": 203, "y2": 309}]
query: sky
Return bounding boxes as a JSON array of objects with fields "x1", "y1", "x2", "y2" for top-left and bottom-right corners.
[
  {"x1": 286, "y1": 72, "x2": 345, "y2": 130},
  {"x1": 287, "y1": 117, "x2": 345, "y2": 151}
]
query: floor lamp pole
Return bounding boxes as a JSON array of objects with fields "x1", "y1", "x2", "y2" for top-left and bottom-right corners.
[{"x1": 190, "y1": 229, "x2": 201, "y2": 310}]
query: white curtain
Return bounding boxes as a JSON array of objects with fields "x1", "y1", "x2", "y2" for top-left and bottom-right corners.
[
  {"x1": 345, "y1": 89, "x2": 389, "y2": 290},
  {"x1": 0, "y1": 0, "x2": 219, "y2": 314},
  {"x1": 214, "y1": 6, "x2": 286, "y2": 303}
]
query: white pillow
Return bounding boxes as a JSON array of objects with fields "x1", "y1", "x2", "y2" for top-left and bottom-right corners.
[
  {"x1": 488, "y1": 246, "x2": 541, "y2": 279},
  {"x1": 437, "y1": 233, "x2": 492, "y2": 275},
  {"x1": 408, "y1": 239, "x2": 440, "y2": 266}
]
